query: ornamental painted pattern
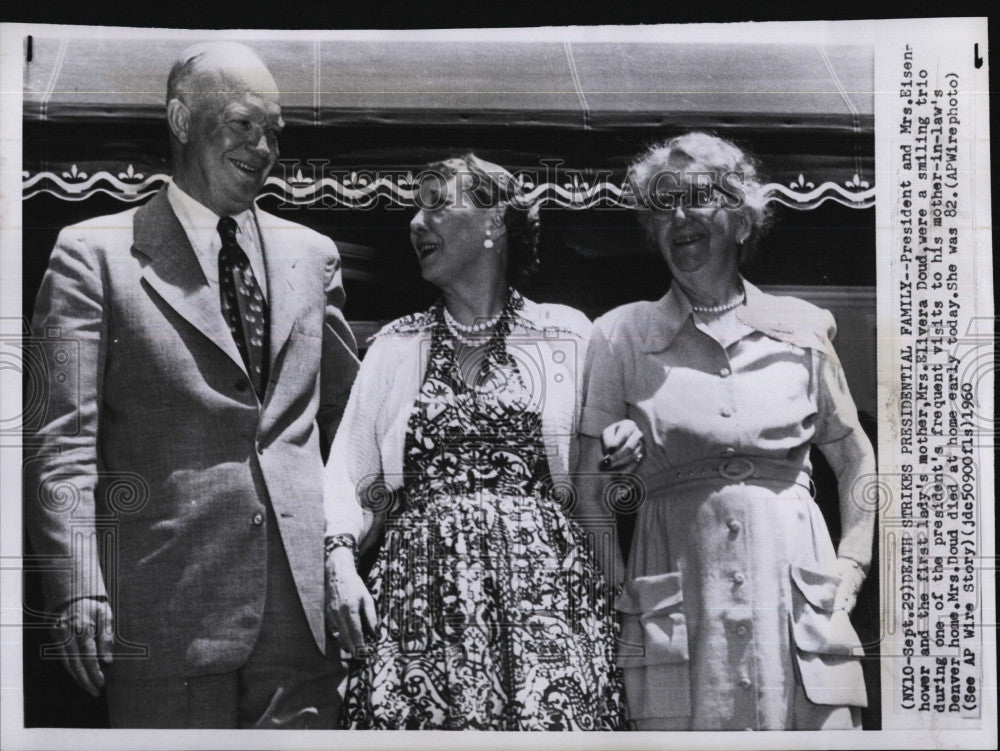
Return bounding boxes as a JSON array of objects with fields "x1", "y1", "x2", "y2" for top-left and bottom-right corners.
[{"x1": 22, "y1": 168, "x2": 875, "y2": 210}]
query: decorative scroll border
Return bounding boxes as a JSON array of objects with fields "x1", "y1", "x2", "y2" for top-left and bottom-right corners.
[{"x1": 22, "y1": 168, "x2": 875, "y2": 210}]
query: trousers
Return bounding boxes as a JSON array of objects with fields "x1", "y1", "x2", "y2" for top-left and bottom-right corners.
[{"x1": 105, "y1": 502, "x2": 344, "y2": 728}]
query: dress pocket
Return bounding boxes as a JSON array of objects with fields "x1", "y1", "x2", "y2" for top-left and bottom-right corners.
[
  {"x1": 789, "y1": 563, "x2": 868, "y2": 707},
  {"x1": 616, "y1": 571, "x2": 691, "y2": 720}
]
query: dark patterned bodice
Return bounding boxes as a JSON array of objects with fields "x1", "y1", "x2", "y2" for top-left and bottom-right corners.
[{"x1": 402, "y1": 297, "x2": 550, "y2": 505}]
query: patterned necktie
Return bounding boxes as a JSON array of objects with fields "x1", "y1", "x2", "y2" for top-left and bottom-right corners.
[{"x1": 217, "y1": 216, "x2": 270, "y2": 400}]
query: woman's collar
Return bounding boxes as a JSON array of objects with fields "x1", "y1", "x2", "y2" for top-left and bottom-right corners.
[
  {"x1": 640, "y1": 277, "x2": 783, "y2": 353},
  {"x1": 638, "y1": 285, "x2": 693, "y2": 353}
]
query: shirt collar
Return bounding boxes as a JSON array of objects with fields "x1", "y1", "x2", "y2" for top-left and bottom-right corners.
[
  {"x1": 639, "y1": 277, "x2": 777, "y2": 353},
  {"x1": 166, "y1": 179, "x2": 256, "y2": 255},
  {"x1": 735, "y1": 279, "x2": 797, "y2": 336}
]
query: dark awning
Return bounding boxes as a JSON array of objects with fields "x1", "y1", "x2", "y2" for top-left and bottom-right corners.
[
  {"x1": 22, "y1": 35, "x2": 874, "y2": 210},
  {"x1": 24, "y1": 36, "x2": 872, "y2": 131}
]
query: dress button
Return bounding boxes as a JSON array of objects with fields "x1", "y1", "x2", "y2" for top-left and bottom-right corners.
[
  {"x1": 736, "y1": 624, "x2": 748, "y2": 637},
  {"x1": 235, "y1": 377, "x2": 250, "y2": 392},
  {"x1": 733, "y1": 572, "x2": 745, "y2": 585},
  {"x1": 720, "y1": 407, "x2": 732, "y2": 418},
  {"x1": 727, "y1": 519, "x2": 742, "y2": 534},
  {"x1": 739, "y1": 678, "x2": 752, "y2": 688},
  {"x1": 719, "y1": 367, "x2": 731, "y2": 378},
  {"x1": 251, "y1": 511, "x2": 264, "y2": 526}
]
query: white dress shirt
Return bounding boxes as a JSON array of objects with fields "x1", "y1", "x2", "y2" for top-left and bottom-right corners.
[{"x1": 166, "y1": 179, "x2": 269, "y2": 300}]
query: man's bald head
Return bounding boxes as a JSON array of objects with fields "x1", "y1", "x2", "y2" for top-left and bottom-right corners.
[
  {"x1": 165, "y1": 42, "x2": 284, "y2": 216},
  {"x1": 166, "y1": 42, "x2": 278, "y2": 109}
]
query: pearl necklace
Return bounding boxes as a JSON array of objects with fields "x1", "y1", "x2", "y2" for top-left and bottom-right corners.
[
  {"x1": 443, "y1": 305, "x2": 502, "y2": 334},
  {"x1": 444, "y1": 317, "x2": 487, "y2": 347},
  {"x1": 691, "y1": 291, "x2": 746, "y2": 314}
]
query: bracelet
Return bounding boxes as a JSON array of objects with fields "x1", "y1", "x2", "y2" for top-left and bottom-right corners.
[{"x1": 324, "y1": 534, "x2": 358, "y2": 564}]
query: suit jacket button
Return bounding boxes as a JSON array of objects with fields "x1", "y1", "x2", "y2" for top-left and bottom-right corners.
[
  {"x1": 256, "y1": 441, "x2": 264, "y2": 455},
  {"x1": 235, "y1": 378, "x2": 250, "y2": 392},
  {"x1": 252, "y1": 511, "x2": 264, "y2": 526}
]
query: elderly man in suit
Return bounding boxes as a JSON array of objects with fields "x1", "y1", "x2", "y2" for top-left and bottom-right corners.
[{"x1": 24, "y1": 42, "x2": 359, "y2": 728}]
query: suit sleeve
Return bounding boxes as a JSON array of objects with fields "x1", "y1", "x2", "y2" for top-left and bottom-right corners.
[
  {"x1": 24, "y1": 229, "x2": 110, "y2": 612},
  {"x1": 316, "y1": 238, "x2": 360, "y2": 452}
]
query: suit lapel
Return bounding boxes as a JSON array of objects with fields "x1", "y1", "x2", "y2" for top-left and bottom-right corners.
[
  {"x1": 256, "y1": 210, "x2": 302, "y2": 370},
  {"x1": 132, "y1": 190, "x2": 247, "y2": 374}
]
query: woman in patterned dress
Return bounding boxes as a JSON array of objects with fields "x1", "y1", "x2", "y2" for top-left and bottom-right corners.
[
  {"x1": 577, "y1": 133, "x2": 875, "y2": 730},
  {"x1": 322, "y1": 154, "x2": 638, "y2": 730}
]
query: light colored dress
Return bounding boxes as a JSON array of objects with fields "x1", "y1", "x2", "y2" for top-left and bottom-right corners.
[{"x1": 580, "y1": 279, "x2": 869, "y2": 730}]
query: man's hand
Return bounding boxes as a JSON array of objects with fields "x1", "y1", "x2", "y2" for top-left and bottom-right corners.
[
  {"x1": 324, "y1": 547, "x2": 377, "y2": 657},
  {"x1": 833, "y1": 557, "x2": 866, "y2": 613},
  {"x1": 598, "y1": 419, "x2": 646, "y2": 471},
  {"x1": 54, "y1": 597, "x2": 114, "y2": 697}
]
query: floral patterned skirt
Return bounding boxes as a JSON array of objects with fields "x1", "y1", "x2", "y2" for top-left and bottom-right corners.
[{"x1": 340, "y1": 488, "x2": 625, "y2": 730}]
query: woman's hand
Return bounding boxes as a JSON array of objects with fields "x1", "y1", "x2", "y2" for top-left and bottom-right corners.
[
  {"x1": 818, "y1": 429, "x2": 877, "y2": 605},
  {"x1": 324, "y1": 547, "x2": 377, "y2": 657},
  {"x1": 833, "y1": 557, "x2": 866, "y2": 613},
  {"x1": 598, "y1": 419, "x2": 646, "y2": 471}
]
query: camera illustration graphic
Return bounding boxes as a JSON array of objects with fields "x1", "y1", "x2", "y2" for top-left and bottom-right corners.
[{"x1": 2, "y1": 320, "x2": 82, "y2": 437}]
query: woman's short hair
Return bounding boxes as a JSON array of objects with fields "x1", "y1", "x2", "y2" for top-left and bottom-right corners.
[
  {"x1": 420, "y1": 153, "x2": 541, "y2": 282},
  {"x1": 628, "y1": 132, "x2": 774, "y2": 266}
]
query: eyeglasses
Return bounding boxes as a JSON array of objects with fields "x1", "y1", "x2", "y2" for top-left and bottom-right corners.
[{"x1": 645, "y1": 182, "x2": 742, "y2": 213}]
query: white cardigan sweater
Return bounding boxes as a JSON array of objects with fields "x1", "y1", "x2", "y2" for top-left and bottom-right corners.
[{"x1": 323, "y1": 296, "x2": 592, "y2": 541}]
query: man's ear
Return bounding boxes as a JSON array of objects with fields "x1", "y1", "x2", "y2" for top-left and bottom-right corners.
[{"x1": 166, "y1": 98, "x2": 190, "y2": 144}]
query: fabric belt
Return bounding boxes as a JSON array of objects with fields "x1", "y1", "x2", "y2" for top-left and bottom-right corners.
[{"x1": 642, "y1": 455, "x2": 813, "y2": 495}]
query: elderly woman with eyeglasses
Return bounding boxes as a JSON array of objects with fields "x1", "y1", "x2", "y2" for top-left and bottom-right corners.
[
  {"x1": 322, "y1": 154, "x2": 636, "y2": 730},
  {"x1": 576, "y1": 133, "x2": 876, "y2": 730}
]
